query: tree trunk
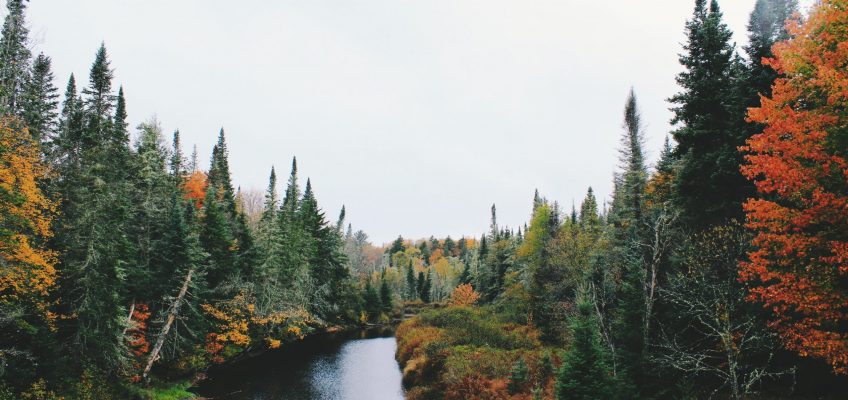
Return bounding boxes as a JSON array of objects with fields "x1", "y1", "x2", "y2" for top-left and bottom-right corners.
[{"x1": 142, "y1": 269, "x2": 193, "y2": 380}]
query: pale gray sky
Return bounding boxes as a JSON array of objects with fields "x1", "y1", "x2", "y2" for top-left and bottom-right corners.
[{"x1": 24, "y1": 0, "x2": 811, "y2": 244}]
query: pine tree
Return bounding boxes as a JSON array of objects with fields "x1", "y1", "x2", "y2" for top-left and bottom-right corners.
[
  {"x1": 20, "y1": 53, "x2": 59, "y2": 143},
  {"x1": 669, "y1": 0, "x2": 750, "y2": 228},
  {"x1": 0, "y1": 0, "x2": 31, "y2": 115}
]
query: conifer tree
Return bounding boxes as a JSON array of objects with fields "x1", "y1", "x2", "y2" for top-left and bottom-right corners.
[
  {"x1": 0, "y1": 0, "x2": 31, "y2": 115},
  {"x1": 379, "y1": 277, "x2": 393, "y2": 314},
  {"x1": 669, "y1": 0, "x2": 750, "y2": 228},
  {"x1": 405, "y1": 261, "x2": 416, "y2": 300},
  {"x1": 556, "y1": 289, "x2": 615, "y2": 400},
  {"x1": 128, "y1": 119, "x2": 173, "y2": 305},
  {"x1": 744, "y1": 0, "x2": 798, "y2": 102},
  {"x1": 56, "y1": 46, "x2": 133, "y2": 371},
  {"x1": 20, "y1": 53, "x2": 59, "y2": 143}
]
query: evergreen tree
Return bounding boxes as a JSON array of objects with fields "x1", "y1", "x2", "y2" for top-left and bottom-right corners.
[
  {"x1": 406, "y1": 260, "x2": 417, "y2": 300},
  {"x1": 421, "y1": 270, "x2": 432, "y2": 303},
  {"x1": 55, "y1": 46, "x2": 133, "y2": 371},
  {"x1": 416, "y1": 271, "x2": 426, "y2": 302},
  {"x1": 744, "y1": 0, "x2": 798, "y2": 102},
  {"x1": 556, "y1": 289, "x2": 615, "y2": 400},
  {"x1": 379, "y1": 276, "x2": 393, "y2": 314},
  {"x1": 169, "y1": 130, "x2": 185, "y2": 178},
  {"x1": 508, "y1": 357, "x2": 529, "y2": 394},
  {"x1": 363, "y1": 279, "x2": 381, "y2": 321},
  {"x1": 669, "y1": 0, "x2": 750, "y2": 228},
  {"x1": 20, "y1": 53, "x2": 58, "y2": 143},
  {"x1": 128, "y1": 119, "x2": 173, "y2": 305},
  {"x1": 0, "y1": 0, "x2": 31, "y2": 114}
]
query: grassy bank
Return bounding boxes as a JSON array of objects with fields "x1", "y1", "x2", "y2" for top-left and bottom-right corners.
[{"x1": 396, "y1": 306, "x2": 560, "y2": 399}]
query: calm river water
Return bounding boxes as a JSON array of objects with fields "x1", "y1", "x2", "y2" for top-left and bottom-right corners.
[{"x1": 193, "y1": 328, "x2": 405, "y2": 400}]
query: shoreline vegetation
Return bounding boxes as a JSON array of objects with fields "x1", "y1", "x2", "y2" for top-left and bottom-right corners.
[{"x1": 1, "y1": 0, "x2": 848, "y2": 399}]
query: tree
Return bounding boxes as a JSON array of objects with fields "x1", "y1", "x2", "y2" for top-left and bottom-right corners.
[
  {"x1": 20, "y1": 54, "x2": 59, "y2": 143},
  {"x1": 0, "y1": 0, "x2": 31, "y2": 115},
  {"x1": 744, "y1": 0, "x2": 798, "y2": 103},
  {"x1": 669, "y1": 0, "x2": 750, "y2": 228},
  {"x1": 55, "y1": 45, "x2": 134, "y2": 371},
  {"x1": 556, "y1": 288, "x2": 615, "y2": 400},
  {"x1": 363, "y1": 280, "x2": 381, "y2": 321},
  {"x1": 741, "y1": 0, "x2": 848, "y2": 375},
  {"x1": 448, "y1": 284, "x2": 480, "y2": 307},
  {"x1": 658, "y1": 224, "x2": 788, "y2": 399},
  {"x1": 379, "y1": 277, "x2": 393, "y2": 314},
  {"x1": 508, "y1": 357, "x2": 529, "y2": 394},
  {"x1": 521, "y1": 202, "x2": 562, "y2": 342},
  {"x1": 405, "y1": 261, "x2": 417, "y2": 300},
  {"x1": 0, "y1": 117, "x2": 57, "y2": 385}
]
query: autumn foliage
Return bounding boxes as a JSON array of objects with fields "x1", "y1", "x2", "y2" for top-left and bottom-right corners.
[
  {"x1": 449, "y1": 283, "x2": 481, "y2": 307},
  {"x1": 741, "y1": 0, "x2": 848, "y2": 374},
  {"x1": 183, "y1": 170, "x2": 208, "y2": 208},
  {"x1": 0, "y1": 117, "x2": 56, "y2": 320}
]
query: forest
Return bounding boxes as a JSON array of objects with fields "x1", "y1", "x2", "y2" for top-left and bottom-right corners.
[{"x1": 0, "y1": 0, "x2": 847, "y2": 399}]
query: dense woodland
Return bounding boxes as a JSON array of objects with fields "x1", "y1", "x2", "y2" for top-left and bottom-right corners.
[{"x1": 0, "y1": 0, "x2": 846, "y2": 399}]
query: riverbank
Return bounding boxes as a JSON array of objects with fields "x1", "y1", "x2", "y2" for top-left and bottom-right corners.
[
  {"x1": 396, "y1": 305, "x2": 558, "y2": 399},
  {"x1": 192, "y1": 327, "x2": 402, "y2": 399}
]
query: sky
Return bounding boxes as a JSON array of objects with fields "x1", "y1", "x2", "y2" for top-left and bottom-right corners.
[{"x1": 23, "y1": 0, "x2": 813, "y2": 245}]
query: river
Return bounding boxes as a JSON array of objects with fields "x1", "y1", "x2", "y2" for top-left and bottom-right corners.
[{"x1": 193, "y1": 328, "x2": 405, "y2": 400}]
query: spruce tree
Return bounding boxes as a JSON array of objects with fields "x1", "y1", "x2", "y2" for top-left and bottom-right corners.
[
  {"x1": 556, "y1": 289, "x2": 615, "y2": 400},
  {"x1": 56, "y1": 46, "x2": 133, "y2": 371},
  {"x1": 21, "y1": 53, "x2": 59, "y2": 143},
  {"x1": 128, "y1": 119, "x2": 173, "y2": 305},
  {"x1": 669, "y1": 0, "x2": 750, "y2": 228},
  {"x1": 0, "y1": 0, "x2": 31, "y2": 114}
]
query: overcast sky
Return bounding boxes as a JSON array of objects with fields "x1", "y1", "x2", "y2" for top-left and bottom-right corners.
[{"x1": 24, "y1": 0, "x2": 811, "y2": 244}]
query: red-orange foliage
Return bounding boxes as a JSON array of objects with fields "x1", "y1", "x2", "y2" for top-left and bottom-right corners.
[
  {"x1": 741, "y1": 0, "x2": 848, "y2": 374},
  {"x1": 183, "y1": 170, "x2": 207, "y2": 208},
  {"x1": 126, "y1": 303, "x2": 151, "y2": 358},
  {"x1": 448, "y1": 284, "x2": 481, "y2": 307}
]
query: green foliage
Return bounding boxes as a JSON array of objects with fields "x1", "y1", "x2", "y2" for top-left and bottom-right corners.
[
  {"x1": 556, "y1": 290, "x2": 616, "y2": 400},
  {"x1": 508, "y1": 356, "x2": 528, "y2": 394}
]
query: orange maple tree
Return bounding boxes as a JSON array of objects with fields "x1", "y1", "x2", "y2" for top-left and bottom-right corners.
[
  {"x1": 448, "y1": 284, "x2": 481, "y2": 307},
  {"x1": 183, "y1": 170, "x2": 208, "y2": 208},
  {"x1": 0, "y1": 117, "x2": 57, "y2": 321},
  {"x1": 740, "y1": 0, "x2": 848, "y2": 374}
]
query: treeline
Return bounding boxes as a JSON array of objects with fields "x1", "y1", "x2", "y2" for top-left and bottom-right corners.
[
  {"x1": 397, "y1": 0, "x2": 848, "y2": 399},
  {"x1": 0, "y1": 1, "x2": 372, "y2": 398}
]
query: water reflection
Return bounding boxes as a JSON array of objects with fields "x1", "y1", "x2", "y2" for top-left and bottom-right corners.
[{"x1": 194, "y1": 329, "x2": 404, "y2": 400}]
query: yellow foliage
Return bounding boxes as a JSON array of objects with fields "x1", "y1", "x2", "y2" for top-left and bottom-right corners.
[{"x1": 0, "y1": 118, "x2": 57, "y2": 323}]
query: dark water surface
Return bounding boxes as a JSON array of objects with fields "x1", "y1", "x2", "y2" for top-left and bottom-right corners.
[{"x1": 194, "y1": 329, "x2": 405, "y2": 400}]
